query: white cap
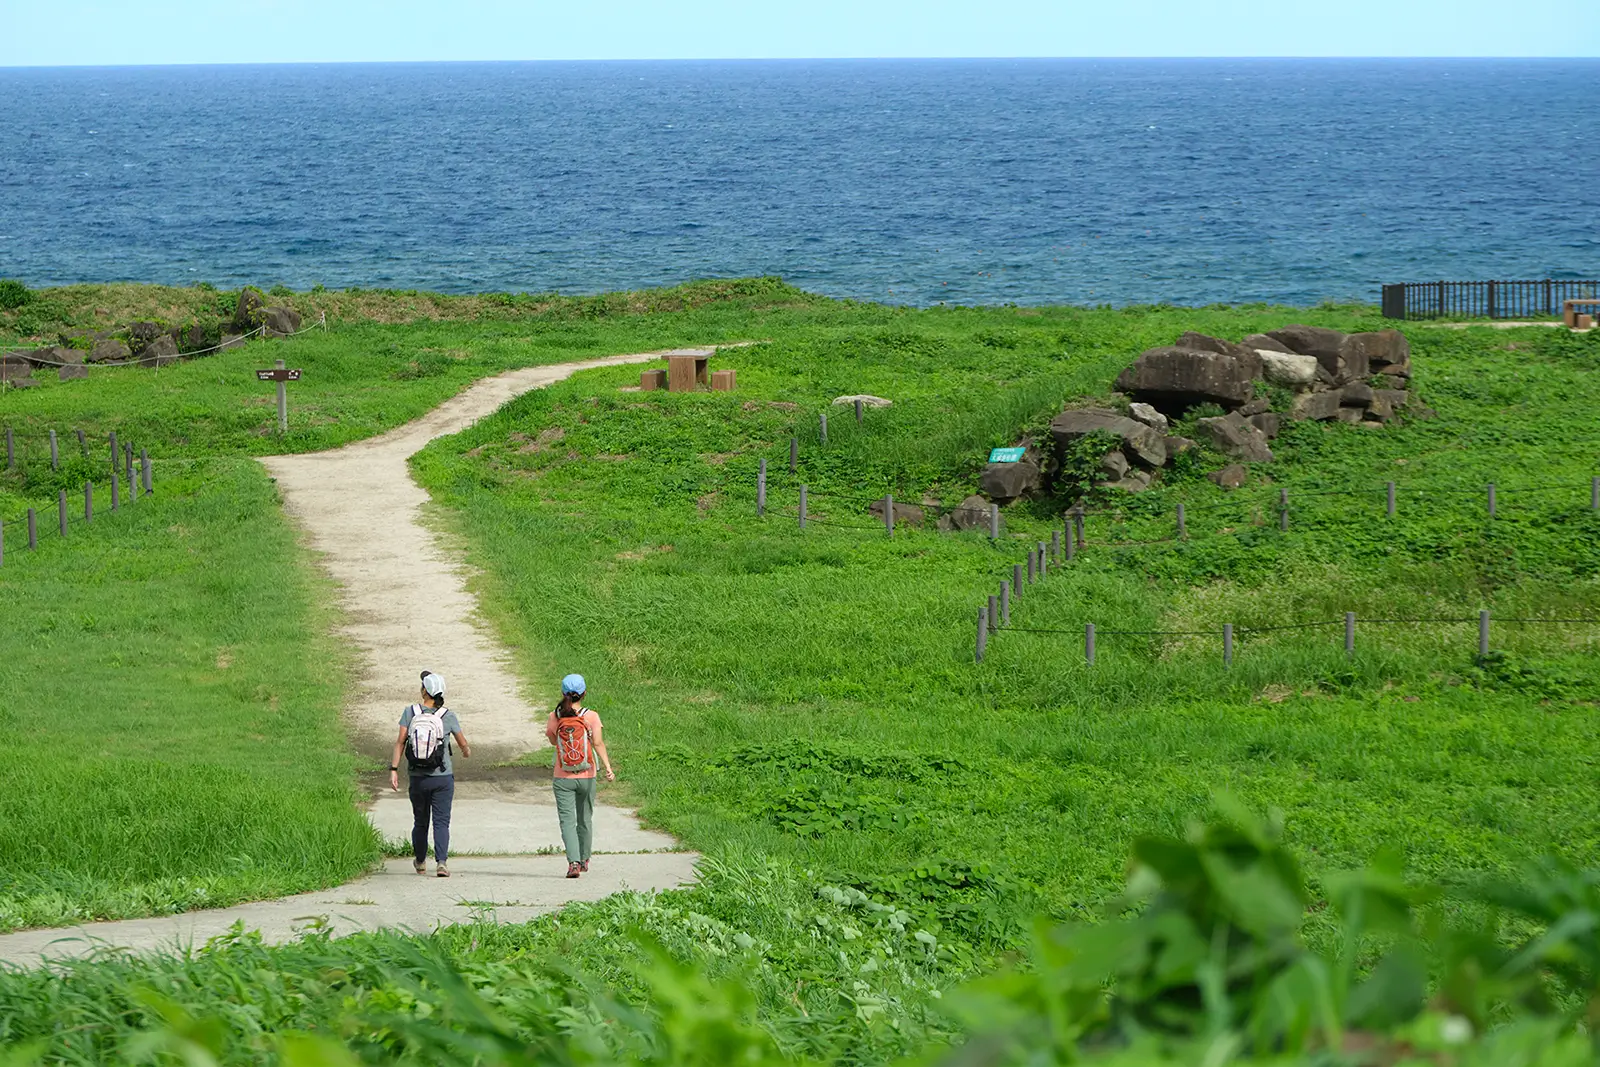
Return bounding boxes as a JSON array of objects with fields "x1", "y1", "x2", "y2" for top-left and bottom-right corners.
[{"x1": 422, "y1": 672, "x2": 445, "y2": 697}]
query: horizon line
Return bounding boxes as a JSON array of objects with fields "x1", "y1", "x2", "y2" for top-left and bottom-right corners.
[{"x1": 3, "y1": 55, "x2": 1598, "y2": 70}]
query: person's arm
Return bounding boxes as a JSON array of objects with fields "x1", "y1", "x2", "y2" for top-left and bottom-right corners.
[
  {"x1": 389, "y1": 727, "x2": 407, "y2": 792},
  {"x1": 591, "y1": 718, "x2": 615, "y2": 781},
  {"x1": 452, "y1": 731, "x2": 472, "y2": 759},
  {"x1": 544, "y1": 712, "x2": 558, "y2": 745}
]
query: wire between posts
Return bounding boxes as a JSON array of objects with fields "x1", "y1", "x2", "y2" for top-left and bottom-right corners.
[{"x1": 11, "y1": 311, "x2": 327, "y2": 369}]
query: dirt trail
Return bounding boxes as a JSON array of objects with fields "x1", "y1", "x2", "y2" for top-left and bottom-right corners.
[{"x1": 0, "y1": 349, "x2": 729, "y2": 966}]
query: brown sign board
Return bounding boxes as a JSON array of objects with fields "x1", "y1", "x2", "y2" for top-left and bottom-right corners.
[{"x1": 256, "y1": 368, "x2": 302, "y2": 382}]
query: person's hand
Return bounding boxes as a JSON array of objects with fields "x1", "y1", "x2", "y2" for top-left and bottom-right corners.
[
  {"x1": 605, "y1": 767, "x2": 616, "y2": 782},
  {"x1": 389, "y1": 769, "x2": 400, "y2": 792}
]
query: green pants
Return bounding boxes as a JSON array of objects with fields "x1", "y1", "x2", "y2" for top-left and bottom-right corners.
[{"x1": 552, "y1": 776, "x2": 597, "y2": 864}]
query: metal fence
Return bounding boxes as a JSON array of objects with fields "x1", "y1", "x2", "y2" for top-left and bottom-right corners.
[{"x1": 1381, "y1": 279, "x2": 1600, "y2": 321}]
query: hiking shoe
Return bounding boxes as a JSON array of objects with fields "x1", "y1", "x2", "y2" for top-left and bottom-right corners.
[
  {"x1": 413, "y1": 860, "x2": 427, "y2": 875},
  {"x1": 566, "y1": 862, "x2": 582, "y2": 879},
  {"x1": 436, "y1": 864, "x2": 450, "y2": 878},
  {"x1": 579, "y1": 861, "x2": 589, "y2": 873}
]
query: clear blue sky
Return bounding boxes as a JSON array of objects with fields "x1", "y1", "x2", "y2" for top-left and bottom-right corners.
[{"x1": 2, "y1": 0, "x2": 1596, "y2": 65}]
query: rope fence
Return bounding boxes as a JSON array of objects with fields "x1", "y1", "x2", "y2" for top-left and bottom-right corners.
[
  {"x1": 0, "y1": 432, "x2": 158, "y2": 567},
  {"x1": 1, "y1": 311, "x2": 326, "y2": 373}
]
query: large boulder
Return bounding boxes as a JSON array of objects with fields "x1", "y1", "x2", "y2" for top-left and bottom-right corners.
[
  {"x1": 1247, "y1": 412, "x2": 1283, "y2": 439},
  {"x1": 1259, "y1": 351, "x2": 1319, "y2": 388},
  {"x1": 88, "y1": 339, "x2": 131, "y2": 364},
  {"x1": 58, "y1": 364, "x2": 88, "y2": 382},
  {"x1": 979, "y1": 457, "x2": 1045, "y2": 504},
  {"x1": 1292, "y1": 390, "x2": 1342, "y2": 421},
  {"x1": 1049, "y1": 408, "x2": 1167, "y2": 468},
  {"x1": 1098, "y1": 450, "x2": 1130, "y2": 481},
  {"x1": 1243, "y1": 333, "x2": 1293, "y2": 354},
  {"x1": 1, "y1": 353, "x2": 34, "y2": 384},
  {"x1": 25, "y1": 344, "x2": 80, "y2": 367},
  {"x1": 1196, "y1": 412, "x2": 1274, "y2": 463},
  {"x1": 1114, "y1": 346, "x2": 1262, "y2": 410},
  {"x1": 217, "y1": 333, "x2": 248, "y2": 351},
  {"x1": 1266, "y1": 324, "x2": 1374, "y2": 384},
  {"x1": 262, "y1": 307, "x2": 302, "y2": 337},
  {"x1": 127, "y1": 321, "x2": 168, "y2": 352},
  {"x1": 939, "y1": 494, "x2": 992, "y2": 533},
  {"x1": 171, "y1": 323, "x2": 210, "y2": 352},
  {"x1": 140, "y1": 335, "x2": 180, "y2": 367},
  {"x1": 1173, "y1": 332, "x2": 1253, "y2": 357},
  {"x1": 1343, "y1": 329, "x2": 1410, "y2": 378},
  {"x1": 231, "y1": 287, "x2": 269, "y2": 333},
  {"x1": 1103, "y1": 469, "x2": 1153, "y2": 493},
  {"x1": 1340, "y1": 381, "x2": 1374, "y2": 407},
  {"x1": 60, "y1": 327, "x2": 113, "y2": 347}
]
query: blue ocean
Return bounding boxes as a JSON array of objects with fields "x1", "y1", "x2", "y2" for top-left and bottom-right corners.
[{"x1": 0, "y1": 59, "x2": 1595, "y2": 307}]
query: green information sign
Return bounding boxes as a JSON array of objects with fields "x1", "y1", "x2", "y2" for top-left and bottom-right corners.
[{"x1": 988, "y1": 447, "x2": 1027, "y2": 463}]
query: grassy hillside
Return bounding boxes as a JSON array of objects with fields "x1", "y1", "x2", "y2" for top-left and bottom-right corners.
[{"x1": 1, "y1": 281, "x2": 1597, "y2": 1064}]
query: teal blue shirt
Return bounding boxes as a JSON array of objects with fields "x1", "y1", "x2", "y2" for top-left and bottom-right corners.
[{"x1": 399, "y1": 704, "x2": 461, "y2": 778}]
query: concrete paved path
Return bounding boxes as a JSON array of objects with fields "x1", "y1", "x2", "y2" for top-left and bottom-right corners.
[{"x1": 0, "y1": 347, "x2": 740, "y2": 967}]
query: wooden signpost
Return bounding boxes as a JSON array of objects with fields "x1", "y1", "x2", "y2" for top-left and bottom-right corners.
[{"x1": 256, "y1": 360, "x2": 302, "y2": 434}]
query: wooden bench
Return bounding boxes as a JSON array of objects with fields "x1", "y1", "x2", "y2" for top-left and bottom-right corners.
[
  {"x1": 664, "y1": 349, "x2": 712, "y2": 392},
  {"x1": 1563, "y1": 298, "x2": 1600, "y2": 328}
]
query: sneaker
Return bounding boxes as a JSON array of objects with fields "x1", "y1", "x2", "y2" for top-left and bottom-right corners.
[
  {"x1": 413, "y1": 859, "x2": 426, "y2": 875},
  {"x1": 566, "y1": 862, "x2": 582, "y2": 879},
  {"x1": 436, "y1": 864, "x2": 450, "y2": 878},
  {"x1": 579, "y1": 861, "x2": 589, "y2": 872}
]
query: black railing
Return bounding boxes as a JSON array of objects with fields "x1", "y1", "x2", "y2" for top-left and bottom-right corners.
[{"x1": 1381, "y1": 279, "x2": 1600, "y2": 321}]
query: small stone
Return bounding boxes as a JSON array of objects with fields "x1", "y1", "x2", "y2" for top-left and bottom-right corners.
[
  {"x1": 58, "y1": 364, "x2": 88, "y2": 381},
  {"x1": 1247, "y1": 412, "x2": 1283, "y2": 439},
  {"x1": 1340, "y1": 382, "x2": 1375, "y2": 406},
  {"x1": 1127, "y1": 402, "x2": 1169, "y2": 434},
  {"x1": 1162, "y1": 435, "x2": 1196, "y2": 456},
  {"x1": 1208, "y1": 463, "x2": 1249, "y2": 489},
  {"x1": 1099, "y1": 450, "x2": 1129, "y2": 480}
]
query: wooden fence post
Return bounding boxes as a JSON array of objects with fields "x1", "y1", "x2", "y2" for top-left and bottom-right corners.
[
  {"x1": 1223, "y1": 623, "x2": 1234, "y2": 668},
  {"x1": 141, "y1": 449, "x2": 151, "y2": 496},
  {"x1": 1064, "y1": 522, "x2": 1074, "y2": 561},
  {"x1": 855, "y1": 399, "x2": 863, "y2": 425},
  {"x1": 84, "y1": 482, "x2": 92, "y2": 523},
  {"x1": 757, "y1": 458, "x2": 766, "y2": 517},
  {"x1": 798, "y1": 485, "x2": 807, "y2": 529},
  {"x1": 112, "y1": 469, "x2": 119, "y2": 510},
  {"x1": 789, "y1": 436, "x2": 798, "y2": 474},
  {"x1": 988, "y1": 594, "x2": 998, "y2": 633},
  {"x1": 1051, "y1": 529, "x2": 1061, "y2": 561},
  {"x1": 75, "y1": 428, "x2": 86, "y2": 457},
  {"x1": 820, "y1": 412, "x2": 828, "y2": 445},
  {"x1": 1037, "y1": 541, "x2": 1047, "y2": 579},
  {"x1": 1479, "y1": 610, "x2": 1490, "y2": 656},
  {"x1": 124, "y1": 443, "x2": 133, "y2": 486},
  {"x1": 1278, "y1": 488, "x2": 1289, "y2": 531},
  {"x1": 1592, "y1": 476, "x2": 1599, "y2": 511},
  {"x1": 1085, "y1": 622, "x2": 1095, "y2": 665},
  {"x1": 49, "y1": 430, "x2": 58, "y2": 470},
  {"x1": 1387, "y1": 481, "x2": 1396, "y2": 517},
  {"x1": 989, "y1": 503, "x2": 999, "y2": 540},
  {"x1": 58, "y1": 490, "x2": 67, "y2": 537},
  {"x1": 1074, "y1": 509, "x2": 1085, "y2": 550},
  {"x1": 885, "y1": 493, "x2": 894, "y2": 536},
  {"x1": 1487, "y1": 483, "x2": 1496, "y2": 519},
  {"x1": 1345, "y1": 612, "x2": 1355, "y2": 656},
  {"x1": 1027, "y1": 550, "x2": 1035, "y2": 584},
  {"x1": 1012, "y1": 563, "x2": 1023, "y2": 597}
]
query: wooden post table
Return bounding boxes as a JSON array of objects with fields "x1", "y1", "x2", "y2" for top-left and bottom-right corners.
[
  {"x1": 1563, "y1": 299, "x2": 1600, "y2": 328},
  {"x1": 664, "y1": 348, "x2": 712, "y2": 392}
]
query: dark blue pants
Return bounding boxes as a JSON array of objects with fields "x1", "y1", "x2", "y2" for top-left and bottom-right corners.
[{"x1": 409, "y1": 774, "x2": 454, "y2": 864}]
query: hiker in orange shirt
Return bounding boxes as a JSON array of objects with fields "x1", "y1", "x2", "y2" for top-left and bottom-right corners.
[{"x1": 546, "y1": 674, "x2": 615, "y2": 879}]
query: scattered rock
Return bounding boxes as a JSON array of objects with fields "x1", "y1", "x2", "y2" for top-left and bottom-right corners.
[
  {"x1": 1174, "y1": 331, "x2": 1252, "y2": 356},
  {"x1": 0, "y1": 354, "x2": 34, "y2": 384},
  {"x1": 128, "y1": 321, "x2": 168, "y2": 351},
  {"x1": 1266, "y1": 324, "x2": 1369, "y2": 383},
  {"x1": 1208, "y1": 463, "x2": 1249, "y2": 489},
  {"x1": 88, "y1": 339, "x2": 131, "y2": 364},
  {"x1": 1365, "y1": 394, "x2": 1394, "y2": 421},
  {"x1": 1237, "y1": 397, "x2": 1271, "y2": 417},
  {"x1": 232, "y1": 287, "x2": 269, "y2": 333},
  {"x1": 1103, "y1": 469, "x2": 1153, "y2": 492},
  {"x1": 868, "y1": 496, "x2": 925, "y2": 526},
  {"x1": 1196, "y1": 412, "x2": 1274, "y2": 463},
  {"x1": 1050, "y1": 408, "x2": 1167, "y2": 468},
  {"x1": 58, "y1": 364, "x2": 88, "y2": 381},
  {"x1": 1374, "y1": 388, "x2": 1409, "y2": 410},
  {"x1": 171, "y1": 323, "x2": 210, "y2": 351},
  {"x1": 1259, "y1": 350, "x2": 1319, "y2": 388},
  {"x1": 831, "y1": 394, "x2": 892, "y2": 408},
  {"x1": 140, "y1": 335, "x2": 180, "y2": 366},
  {"x1": 1127, "y1": 402, "x2": 1169, "y2": 434},
  {"x1": 25, "y1": 344, "x2": 79, "y2": 367},
  {"x1": 1335, "y1": 407, "x2": 1365, "y2": 424},
  {"x1": 938, "y1": 494, "x2": 992, "y2": 532},
  {"x1": 262, "y1": 306, "x2": 302, "y2": 337},
  {"x1": 1162, "y1": 435, "x2": 1196, "y2": 457},
  {"x1": 978, "y1": 457, "x2": 1044, "y2": 504},
  {"x1": 1243, "y1": 332, "x2": 1293, "y2": 354},
  {"x1": 1292, "y1": 391, "x2": 1342, "y2": 421},
  {"x1": 1340, "y1": 381, "x2": 1374, "y2": 407},
  {"x1": 60, "y1": 327, "x2": 113, "y2": 347},
  {"x1": 1098, "y1": 450, "x2": 1130, "y2": 481},
  {"x1": 1247, "y1": 412, "x2": 1283, "y2": 439},
  {"x1": 1114, "y1": 345, "x2": 1262, "y2": 409},
  {"x1": 1343, "y1": 330, "x2": 1410, "y2": 378}
]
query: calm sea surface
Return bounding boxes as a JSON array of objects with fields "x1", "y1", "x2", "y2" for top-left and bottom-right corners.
[{"x1": 0, "y1": 59, "x2": 1595, "y2": 307}]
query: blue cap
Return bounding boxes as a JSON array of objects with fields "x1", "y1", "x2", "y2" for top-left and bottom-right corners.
[{"x1": 561, "y1": 673, "x2": 586, "y2": 695}]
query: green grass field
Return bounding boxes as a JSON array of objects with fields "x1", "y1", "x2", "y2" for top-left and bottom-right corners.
[{"x1": 1, "y1": 281, "x2": 1598, "y2": 1064}]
